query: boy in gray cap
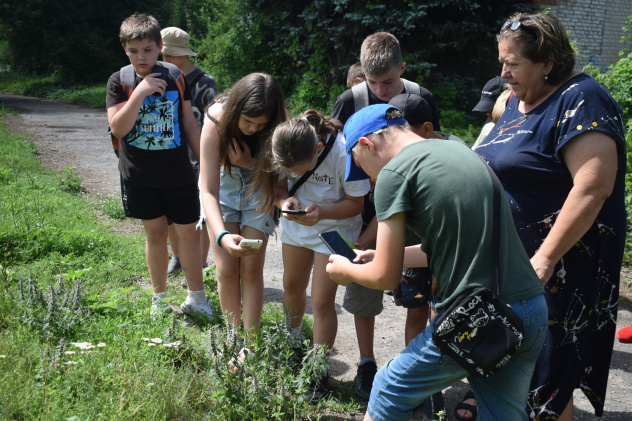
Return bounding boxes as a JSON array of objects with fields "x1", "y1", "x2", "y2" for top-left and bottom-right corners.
[{"x1": 161, "y1": 27, "x2": 218, "y2": 279}]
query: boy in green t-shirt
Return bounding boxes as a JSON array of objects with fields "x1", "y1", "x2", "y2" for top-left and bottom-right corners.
[{"x1": 326, "y1": 104, "x2": 546, "y2": 421}]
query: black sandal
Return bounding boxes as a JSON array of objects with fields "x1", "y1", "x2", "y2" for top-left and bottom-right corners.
[{"x1": 454, "y1": 389, "x2": 477, "y2": 421}]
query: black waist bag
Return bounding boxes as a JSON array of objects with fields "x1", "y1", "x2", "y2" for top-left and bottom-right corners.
[{"x1": 432, "y1": 286, "x2": 524, "y2": 378}]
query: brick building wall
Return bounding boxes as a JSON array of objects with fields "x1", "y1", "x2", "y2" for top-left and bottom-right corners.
[{"x1": 544, "y1": 0, "x2": 631, "y2": 71}]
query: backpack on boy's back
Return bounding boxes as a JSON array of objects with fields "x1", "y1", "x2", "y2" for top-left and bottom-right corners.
[{"x1": 108, "y1": 61, "x2": 185, "y2": 155}]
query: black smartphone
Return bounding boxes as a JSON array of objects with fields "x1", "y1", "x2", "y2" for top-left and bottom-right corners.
[
  {"x1": 151, "y1": 64, "x2": 169, "y2": 96},
  {"x1": 319, "y1": 230, "x2": 359, "y2": 263},
  {"x1": 281, "y1": 209, "x2": 307, "y2": 215}
]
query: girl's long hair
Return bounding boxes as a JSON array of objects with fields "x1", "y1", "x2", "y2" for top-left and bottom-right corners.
[{"x1": 216, "y1": 73, "x2": 287, "y2": 213}]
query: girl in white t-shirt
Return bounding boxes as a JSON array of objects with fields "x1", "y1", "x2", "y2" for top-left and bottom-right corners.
[{"x1": 271, "y1": 110, "x2": 370, "y2": 381}]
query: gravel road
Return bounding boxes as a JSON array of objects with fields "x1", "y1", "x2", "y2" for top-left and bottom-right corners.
[{"x1": 1, "y1": 92, "x2": 630, "y2": 420}]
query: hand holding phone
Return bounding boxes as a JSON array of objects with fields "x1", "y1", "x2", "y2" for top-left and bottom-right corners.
[
  {"x1": 239, "y1": 239, "x2": 263, "y2": 250},
  {"x1": 281, "y1": 209, "x2": 307, "y2": 215},
  {"x1": 319, "y1": 231, "x2": 360, "y2": 263},
  {"x1": 150, "y1": 64, "x2": 169, "y2": 96}
]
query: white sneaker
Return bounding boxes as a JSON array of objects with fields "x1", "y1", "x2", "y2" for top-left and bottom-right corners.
[{"x1": 180, "y1": 296, "x2": 214, "y2": 321}]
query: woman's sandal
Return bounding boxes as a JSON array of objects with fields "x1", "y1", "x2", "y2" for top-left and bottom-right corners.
[{"x1": 454, "y1": 389, "x2": 478, "y2": 421}]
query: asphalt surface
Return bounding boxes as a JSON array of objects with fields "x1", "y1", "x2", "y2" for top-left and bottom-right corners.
[{"x1": 1, "y1": 92, "x2": 631, "y2": 420}]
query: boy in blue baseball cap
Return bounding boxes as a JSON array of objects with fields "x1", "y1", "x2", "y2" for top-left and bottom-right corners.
[{"x1": 328, "y1": 104, "x2": 546, "y2": 421}]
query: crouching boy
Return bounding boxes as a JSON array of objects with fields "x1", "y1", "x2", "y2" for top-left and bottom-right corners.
[{"x1": 326, "y1": 104, "x2": 547, "y2": 421}]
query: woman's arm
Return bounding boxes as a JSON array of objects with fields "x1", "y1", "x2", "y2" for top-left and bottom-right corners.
[
  {"x1": 326, "y1": 212, "x2": 406, "y2": 290},
  {"x1": 531, "y1": 131, "x2": 619, "y2": 285}
]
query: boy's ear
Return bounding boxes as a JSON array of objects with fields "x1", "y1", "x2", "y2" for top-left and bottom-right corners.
[
  {"x1": 422, "y1": 122, "x2": 434, "y2": 137},
  {"x1": 399, "y1": 62, "x2": 406, "y2": 76},
  {"x1": 359, "y1": 136, "x2": 377, "y2": 154}
]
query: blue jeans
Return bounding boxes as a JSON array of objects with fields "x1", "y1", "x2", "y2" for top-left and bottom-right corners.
[{"x1": 368, "y1": 294, "x2": 548, "y2": 421}]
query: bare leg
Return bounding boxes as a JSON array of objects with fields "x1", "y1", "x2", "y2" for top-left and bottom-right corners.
[
  {"x1": 238, "y1": 225, "x2": 268, "y2": 332},
  {"x1": 311, "y1": 252, "x2": 339, "y2": 352},
  {"x1": 142, "y1": 216, "x2": 169, "y2": 293},
  {"x1": 168, "y1": 223, "x2": 180, "y2": 258},
  {"x1": 200, "y1": 224, "x2": 211, "y2": 266},
  {"x1": 282, "y1": 244, "x2": 314, "y2": 330},
  {"x1": 405, "y1": 305, "x2": 430, "y2": 345},
  {"x1": 173, "y1": 222, "x2": 203, "y2": 290},
  {"x1": 354, "y1": 315, "x2": 375, "y2": 358},
  {"x1": 210, "y1": 222, "x2": 242, "y2": 326},
  {"x1": 558, "y1": 396, "x2": 573, "y2": 421}
]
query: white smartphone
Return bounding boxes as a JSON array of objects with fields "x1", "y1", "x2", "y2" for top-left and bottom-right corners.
[{"x1": 239, "y1": 239, "x2": 263, "y2": 249}]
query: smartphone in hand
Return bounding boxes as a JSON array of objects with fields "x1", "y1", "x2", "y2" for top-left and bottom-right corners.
[
  {"x1": 319, "y1": 230, "x2": 360, "y2": 263},
  {"x1": 281, "y1": 209, "x2": 307, "y2": 215},
  {"x1": 150, "y1": 64, "x2": 169, "y2": 96},
  {"x1": 239, "y1": 239, "x2": 263, "y2": 249}
]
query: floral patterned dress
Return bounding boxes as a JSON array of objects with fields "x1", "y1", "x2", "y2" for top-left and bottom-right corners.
[{"x1": 475, "y1": 73, "x2": 626, "y2": 419}]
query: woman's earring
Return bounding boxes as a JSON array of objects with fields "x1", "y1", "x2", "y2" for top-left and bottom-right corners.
[{"x1": 544, "y1": 74, "x2": 549, "y2": 80}]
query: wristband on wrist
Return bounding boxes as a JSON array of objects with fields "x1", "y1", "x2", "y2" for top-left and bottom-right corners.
[{"x1": 216, "y1": 230, "x2": 230, "y2": 248}]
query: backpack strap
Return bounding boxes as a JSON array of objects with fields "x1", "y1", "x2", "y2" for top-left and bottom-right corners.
[
  {"x1": 158, "y1": 61, "x2": 186, "y2": 101},
  {"x1": 401, "y1": 78, "x2": 421, "y2": 95},
  {"x1": 352, "y1": 79, "x2": 421, "y2": 113},
  {"x1": 288, "y1": 130, "x2": 338, "y2": 197},
  {"x1": 120, "y1": 64, "x2": 136, "y2": 98},
  {"x1": 352, "y1": 82, "x2": 369, "y2": 113}
]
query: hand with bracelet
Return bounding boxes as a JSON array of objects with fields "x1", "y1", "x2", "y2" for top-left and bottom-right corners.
[{"x1": 215, "y1": 229, "x2": 261, "y2": 257}]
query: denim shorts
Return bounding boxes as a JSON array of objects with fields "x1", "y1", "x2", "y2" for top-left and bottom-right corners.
[
  {"x1": 367, "y1": 293, "x2": 548, "y2": 421},
  {"x1": 216, "y1": 167, "x2": 276, "y2": 235}
]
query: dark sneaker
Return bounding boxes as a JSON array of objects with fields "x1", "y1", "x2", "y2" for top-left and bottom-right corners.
[
  {"x1": 167, "y1": 257, "x2": 181, "y2": 274},
  {"x1": 417, "y1": 391, "x2": 446, "y2": 421},
  {"x1": 304, "y1": 372, "x2": 329, "y2": 402},
  {"x1": 354, "y1": 360, "x2": 377, "y2": 400}
]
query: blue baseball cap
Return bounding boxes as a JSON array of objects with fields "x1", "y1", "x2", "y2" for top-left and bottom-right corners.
[{"x1": 343, "y1": 104, "x2": 407, "y2": 181}]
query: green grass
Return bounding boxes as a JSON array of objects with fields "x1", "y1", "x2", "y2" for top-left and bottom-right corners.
[{"x1": 0, "y1": 115, "x2": 361, "y2": 420}]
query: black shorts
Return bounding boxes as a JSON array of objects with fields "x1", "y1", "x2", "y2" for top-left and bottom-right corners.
[{"x1": 121, "y1": 177, "x2": 200, "y2": 224}]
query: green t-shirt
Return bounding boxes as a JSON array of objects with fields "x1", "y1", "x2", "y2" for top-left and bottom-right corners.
[{"x1": 375, "y1": 138, "x2": 543, "y2": 314}]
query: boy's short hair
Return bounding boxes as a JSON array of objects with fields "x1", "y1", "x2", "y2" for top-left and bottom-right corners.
[
  {"x1": 119, "y1": 12, "x2": 161, "y2": 46},
  {"x1": 360, "y1": 32, "x2": 403, "y2": 77},
  {"x1": 346, "y1": 62, "x2": 366, "y2": 87}
]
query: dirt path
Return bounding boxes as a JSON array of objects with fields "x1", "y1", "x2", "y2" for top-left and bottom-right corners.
[{"x1": 2, "y1": 92, "x2": 631, "y2": 420}]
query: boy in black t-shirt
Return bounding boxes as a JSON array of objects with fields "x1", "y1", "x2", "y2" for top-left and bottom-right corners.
[{"x1": 106, "y1": 13, "x2": 213, "y2": 321}]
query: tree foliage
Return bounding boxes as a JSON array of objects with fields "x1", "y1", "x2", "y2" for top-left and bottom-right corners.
[
  {"x1": 194, "y1": 0, "x2": 529, "y2": 113},
  {"x1": 0, "y1": 0, "x2": 173, "y2": 82}
]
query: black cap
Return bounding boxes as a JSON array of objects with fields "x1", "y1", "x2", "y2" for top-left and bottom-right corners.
[
  {"x1": 388, "y1": 93, "x2": 432, "y2": 126},
  {"x1": 472, "y1": 76, "x2": 508, "y2": 113}
]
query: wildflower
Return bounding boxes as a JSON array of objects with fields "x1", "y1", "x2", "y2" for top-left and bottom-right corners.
[
  {"x1": 142, "y1": 338, "x2": 150, "y2": 342},
  {"x1": 65, "y1": 361, "x2": 78, "y2": 365},
  {"x1": 148, "y1": 343, "x2": 156, "y2": 347},
  {"x1": 0, "y1": 355, "x2": 6, "y2": 358},
  {"x1": 150, "y1": 338, "x2": 162, "y2": 344},
  {"x1": 65, "y1": 351, "x2": 76, "y2": 355},
  {"x1": 96, "y1": 343, "x2": 106, "y2": 348},
  {"x1": 163, "y1": 344, "x2": 173, "y2": 348},
  {"x1": 71, "y1": 342, "x2": 94, "y2": 350}
]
